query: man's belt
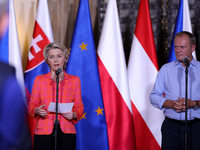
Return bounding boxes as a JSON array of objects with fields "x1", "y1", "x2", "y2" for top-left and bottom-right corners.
[{"x1": 165, "y1": 117, "x2": 200, "y2": 125}]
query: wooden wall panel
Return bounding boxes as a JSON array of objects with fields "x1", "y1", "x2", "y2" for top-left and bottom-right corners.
[{"x1": 47, "y1": 0, "x2": 98, "y2": 49}]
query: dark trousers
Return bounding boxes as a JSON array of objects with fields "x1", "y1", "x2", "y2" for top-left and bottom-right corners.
[
  {"x1": 34, "y1": 124, "x2": 76, "y2": 150},
  {"x1": 161, "y1": 118, "x2": 200, "y2": 150}
]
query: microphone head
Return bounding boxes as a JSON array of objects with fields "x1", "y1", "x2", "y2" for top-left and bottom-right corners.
[
  {"x1": 183, "y1": 56, "x2": 190, "y2": 67},
  {"x1": 55, "y1": 67, "x2": 63, "y2": 75}
]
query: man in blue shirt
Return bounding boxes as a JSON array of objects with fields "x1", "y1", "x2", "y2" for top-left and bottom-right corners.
[{"x1": 150, "y1": 31, "x2": 200, "y2": 150}]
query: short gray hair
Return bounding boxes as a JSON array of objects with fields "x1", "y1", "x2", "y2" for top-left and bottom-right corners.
[
  {"x1": 43, "y1": 42, "x2": 69, "y2": 70},
  {"x1": 174, "y1": 31, "x2": 196, "y2": 46}
]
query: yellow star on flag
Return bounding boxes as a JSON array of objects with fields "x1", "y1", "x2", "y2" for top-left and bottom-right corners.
[
  {"x1": 80, "y1": 113, "x2": 87, "y2": 120},
  {"x1": 95, "y1": 106, "x2": 104, "y2": 116},
  {"x1": 79, "y1": 42, "x2": 88, "y2": 51},
  {"x1": 68, "y1": 48, "x2": 71, "y2": 55}
]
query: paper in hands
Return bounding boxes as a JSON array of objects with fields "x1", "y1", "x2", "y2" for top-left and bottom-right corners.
[{"x1": 47, "y1": 102, "x2": 74, "y2": 113}]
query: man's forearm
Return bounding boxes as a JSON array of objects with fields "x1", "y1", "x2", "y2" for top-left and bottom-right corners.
[{"x1": 162, "y1": 100, "x2": 175, "y2": 109}]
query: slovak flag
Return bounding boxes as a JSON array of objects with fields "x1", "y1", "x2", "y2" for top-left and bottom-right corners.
[
  {"x1": 24, "y1": 0, "x2": 53, "y2": 141},
  {"x1": 168, "y1": 0, "x2": 196, "y2": 62}
]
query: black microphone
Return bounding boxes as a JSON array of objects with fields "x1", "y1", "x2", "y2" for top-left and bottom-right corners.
[
  {"x1": 55, "y1": 67, "x2": 63, "y2": 75},
  {"x1": 183, "y1": 57, "x2": 190, "y2": 67}
]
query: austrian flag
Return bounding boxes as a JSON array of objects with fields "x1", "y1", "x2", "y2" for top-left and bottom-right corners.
[{"x1": 128, "y1": 0, "x2": 164, "y2": 149}]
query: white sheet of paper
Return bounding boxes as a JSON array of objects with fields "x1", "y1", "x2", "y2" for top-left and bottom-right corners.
[{"x1": 47, "y1": 102, "x2": 74, "y2": 113}]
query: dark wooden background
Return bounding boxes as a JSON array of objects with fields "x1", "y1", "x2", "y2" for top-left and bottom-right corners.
[{"x1": 46, "y1": 0, "x2": 200, "y2": 68}]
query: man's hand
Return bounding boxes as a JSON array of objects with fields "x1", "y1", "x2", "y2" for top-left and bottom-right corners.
[{"x1": 173, "y1": 97, "x2": 194, "y2": 112}]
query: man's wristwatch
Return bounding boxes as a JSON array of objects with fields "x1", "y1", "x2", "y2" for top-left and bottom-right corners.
[{"x1": 194, "y1": 101, "x2": 198, "y2": 110}]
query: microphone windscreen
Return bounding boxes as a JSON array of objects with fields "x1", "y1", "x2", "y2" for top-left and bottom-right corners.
[
  {"x1": 55, "y1": 67, "x2": 63, "y2": 75},
  {"x1": 183, "y1": 57, "x2": 190, "y2": 67}
]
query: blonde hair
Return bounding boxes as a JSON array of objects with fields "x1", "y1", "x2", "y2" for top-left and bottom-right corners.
[{"x1": 43, "y1": 42, "x2": 69, "y2": 69}]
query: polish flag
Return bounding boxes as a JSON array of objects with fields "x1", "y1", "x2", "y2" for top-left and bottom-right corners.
[
  {"x1": 127, "y1": 0, "x2": 164, "y2": 149},
  {"x1": 24, "y1": 0, "x2": 53, "y2": 143},
  {"x1": 97, "y1": 0, "x2": 136, "y2": 149}
]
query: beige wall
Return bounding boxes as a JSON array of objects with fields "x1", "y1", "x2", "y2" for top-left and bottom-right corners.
[
  {"x1": 14, "y1": 0, "x2": 37, "y2": 71},
  {"x1": 14, "y1": 0, "x2": 98, "y2": 71}
]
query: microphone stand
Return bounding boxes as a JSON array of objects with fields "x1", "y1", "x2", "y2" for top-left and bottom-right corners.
[
  {"x1": 184, "y1": 65, "x2": 189, "y2": 150},
  {"x1": 54, "y1": 75, "x2": 59, "y2": 150}
]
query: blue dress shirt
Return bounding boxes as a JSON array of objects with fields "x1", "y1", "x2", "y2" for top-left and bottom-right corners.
[{"x1": 150, "y1": 58, "x2": 200, "y2": 120}]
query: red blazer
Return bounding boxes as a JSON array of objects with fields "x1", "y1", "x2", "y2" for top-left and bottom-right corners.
[{"x1": 28, "y1": 72, "x2": 84, "y2": 135}]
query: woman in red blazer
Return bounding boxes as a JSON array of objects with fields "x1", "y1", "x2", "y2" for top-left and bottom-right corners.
[{"x1": 28, "y1": 42, "x2": 84, "y2": 150}]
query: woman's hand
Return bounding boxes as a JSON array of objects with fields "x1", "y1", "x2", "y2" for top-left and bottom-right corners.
[
  {"x1": 35, "y1": 105, "x2": 47, "y2": 117},
  {"x1": 62, "y1": 112, "x2": 76, "y2": 120}
]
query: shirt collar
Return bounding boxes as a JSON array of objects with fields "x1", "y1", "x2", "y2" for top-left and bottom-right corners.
[{"x1": 172, "y1": 57, "x2": 197, "y2": 67}]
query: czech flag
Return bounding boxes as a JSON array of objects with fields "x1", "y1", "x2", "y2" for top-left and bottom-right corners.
[{"x1": 168, "y1": 0, "x2": 196, "y2": 62}]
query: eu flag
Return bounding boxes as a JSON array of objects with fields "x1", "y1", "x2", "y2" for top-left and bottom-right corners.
[{"x1": 66, "y1": 0, "x2": 109, "y2": 150}]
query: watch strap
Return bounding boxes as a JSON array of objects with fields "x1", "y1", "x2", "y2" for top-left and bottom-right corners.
[{"x1": 194, "y1": 101, "x2": 198, "y2": 110}]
